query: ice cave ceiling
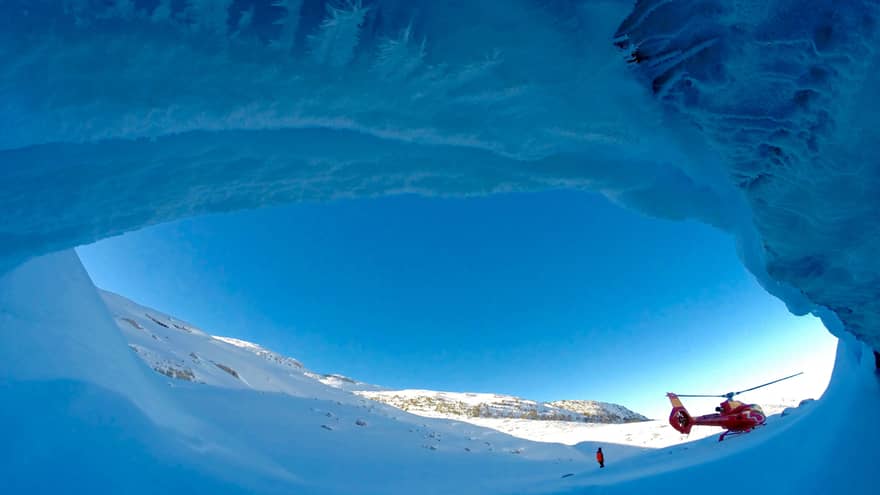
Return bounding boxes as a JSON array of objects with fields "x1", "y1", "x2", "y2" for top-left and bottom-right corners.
[{"x1": 1, "y1": 0, "x2": 879, "y2": 350}]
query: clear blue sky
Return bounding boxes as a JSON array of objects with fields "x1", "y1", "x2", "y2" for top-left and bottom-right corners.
[{"x1": 77, "y1": 190, "x2": 836, "y2": 418}]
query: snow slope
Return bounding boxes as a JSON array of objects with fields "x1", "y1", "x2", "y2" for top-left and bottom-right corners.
[
  {"x1": 0, "y1": 251, "x2": 611, "y2": 494},
  {"x1": 101, "y1": 289, "x2": 650, "y2": 428},
  {"x1": 0, "y1": 250, "x2": 187, "y2": 427},
  {"x1": 101, "y1": 289, "x2": 336, "y2": 399}
]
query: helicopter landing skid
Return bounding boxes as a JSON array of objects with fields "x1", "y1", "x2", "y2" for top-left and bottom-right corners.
[{"x1": 718, "y1": 429, "x2": 752, "y2": 442}]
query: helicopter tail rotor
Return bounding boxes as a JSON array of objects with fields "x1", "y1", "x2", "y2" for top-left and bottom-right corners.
[{"x1": 666, "y1": 393, "x2": 693, "y2": 434}]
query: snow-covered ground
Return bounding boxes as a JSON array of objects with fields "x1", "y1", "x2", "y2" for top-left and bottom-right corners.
[
  {"x1": 461, "y1": 418, "x2": 713, "y2": 449},
  {"x1": 101, "y1": 287, "x2": 647, "y2": 420},
  {"x1": 1, "y1": 251, "x2": 599, "y2": 494},
  {"x1": 100, "y1": 286, "x2": 813, "y2": 461},
  {"x1": 3, "y1": 250, "x2": 869, "y2": 494}
]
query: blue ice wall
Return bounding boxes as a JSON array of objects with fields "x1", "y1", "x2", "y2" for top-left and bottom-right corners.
[
  {"x1": 1, "y1": 1, "x2": 879, "y2": 349},
  {"x1": 614, "y1": 0, "x2": 880, "y2": 345}
]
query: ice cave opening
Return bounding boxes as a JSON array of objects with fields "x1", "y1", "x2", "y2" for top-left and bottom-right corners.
[{"x1": 0, "y1": 188, "x2": 866, "y2": 495}]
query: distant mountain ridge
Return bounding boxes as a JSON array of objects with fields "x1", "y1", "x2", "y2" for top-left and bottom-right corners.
[
  {"x1": 100, "y1": 290, "x2": 648, "y2": 425},
  {"x1": 548, "y1": 400, "x2": 649, "y2": 423},
  {"x1": 357, "y1": 390, "x2": 649, "y2": 423}
]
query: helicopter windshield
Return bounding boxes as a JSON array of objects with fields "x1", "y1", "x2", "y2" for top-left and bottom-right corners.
[{"x1": 751, "y1": 405, "x2": 765, "y2": 415}]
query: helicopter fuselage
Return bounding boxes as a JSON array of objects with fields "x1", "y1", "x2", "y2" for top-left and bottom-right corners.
[
  {"x1": 691, "y1": 400, "x2": 766, "y2": 431},
  {"x1": 667, "y1": 393, "x2": 767, "y2": 440}
]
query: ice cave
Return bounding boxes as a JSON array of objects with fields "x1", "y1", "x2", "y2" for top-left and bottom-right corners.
[{"x1": 1, "y1": 1, "x2": 879, "y2": 494}]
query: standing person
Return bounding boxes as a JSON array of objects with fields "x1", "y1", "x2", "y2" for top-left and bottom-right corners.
[{"x1": 596, "y1": 447, "x2": 605, "y2": 468}]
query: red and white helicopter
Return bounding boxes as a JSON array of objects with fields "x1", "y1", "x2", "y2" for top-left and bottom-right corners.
[{"x1": 667, "y1": 372, "x2": 803, "y2": 441}]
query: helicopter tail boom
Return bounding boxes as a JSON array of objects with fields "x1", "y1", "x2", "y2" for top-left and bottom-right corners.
[{"x1": 667, "y1": 393, "x2": 693, "y2": 434}]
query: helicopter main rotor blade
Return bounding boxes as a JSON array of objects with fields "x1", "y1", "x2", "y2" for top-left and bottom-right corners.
[
  {"x1": 673, "y1": 394, "x2": 727, "y2": 398},
  {"x1": 730, "y1": 372, "x2": 804, "y2": 397}
]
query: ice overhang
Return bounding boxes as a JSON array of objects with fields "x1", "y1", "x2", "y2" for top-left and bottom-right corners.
[{"x1": 1, "y1": 1, "x2": 878, "y2": 349}]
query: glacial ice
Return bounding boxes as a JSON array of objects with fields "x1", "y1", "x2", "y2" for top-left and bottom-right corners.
[{"x1": 2, "y1": 1, "x2": 877, "y2": 350}]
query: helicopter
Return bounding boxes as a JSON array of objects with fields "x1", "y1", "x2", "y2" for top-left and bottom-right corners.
[{"x1": 667, "y1": 372, "x2": 803, "y2": 442}]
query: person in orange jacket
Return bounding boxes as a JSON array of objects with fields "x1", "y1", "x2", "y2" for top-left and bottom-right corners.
[{"x1": 596, "y1": 447, "x2": 605, "y2": 468}]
